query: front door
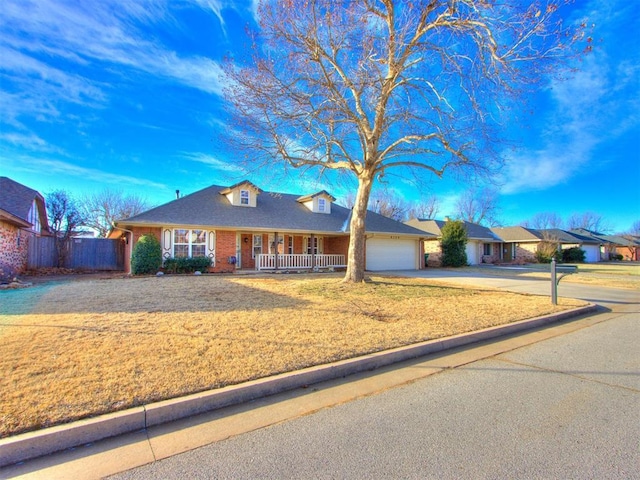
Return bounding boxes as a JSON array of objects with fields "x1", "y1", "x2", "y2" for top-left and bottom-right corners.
[{"x1": 503, "y1": 243, "x2": 514, "y2": 262}]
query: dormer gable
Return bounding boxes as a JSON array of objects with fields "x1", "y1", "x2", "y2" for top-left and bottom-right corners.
[
  {"x1": 297, "y1": 190, "x2": 335, "y2": 214},
  {"x1": 219, "y1": 180, "x2": 261, "y2": 207}
]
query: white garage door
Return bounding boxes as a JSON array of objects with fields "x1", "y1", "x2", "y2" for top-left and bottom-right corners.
[
  {"x1": 366, "y1": 238, "x2": 417, "y2": 271},
  {"x1": 465, "y1": 242, "x2": 478, "y2": 265},
  {"x1": 582, "y1": 245, "x2": 600, "y2": 263}
]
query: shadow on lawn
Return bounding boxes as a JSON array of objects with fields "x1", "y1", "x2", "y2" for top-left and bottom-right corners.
[{"x1": 0, "y1": 275, "x2": 309, "y2": 315}]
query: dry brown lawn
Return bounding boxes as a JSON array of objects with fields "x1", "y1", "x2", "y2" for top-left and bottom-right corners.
[{"x1": 0, "y1": 273, "x2": 586, "y2": 438}]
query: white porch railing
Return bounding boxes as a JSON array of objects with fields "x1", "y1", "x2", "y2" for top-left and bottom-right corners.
[{"x1": 256, "y1": 254, "x2": 346, "y2": 271}]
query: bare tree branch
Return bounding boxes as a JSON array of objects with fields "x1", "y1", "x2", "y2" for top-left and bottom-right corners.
[{"x1": 221, "y1": 0, "x2": 585, "y2": 281}]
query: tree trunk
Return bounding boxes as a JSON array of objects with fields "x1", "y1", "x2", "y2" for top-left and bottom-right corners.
[{"x1": 343, "y1": 172, "x2": 375, "y2": 283}]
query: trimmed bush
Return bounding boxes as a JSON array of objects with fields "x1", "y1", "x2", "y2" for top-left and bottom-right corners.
[
  {"x1": 440, "y1": 220, "x2": 468, "y2": 267},
  {"x1": 562, "y1": 247, "x2": 586, "y2": 263},
  {"x1": 131, "y1": 234, "x2": 163, "y2": 275},
  {"x1": 163, "y1": 256, "x2": 212, "y2": 273}
]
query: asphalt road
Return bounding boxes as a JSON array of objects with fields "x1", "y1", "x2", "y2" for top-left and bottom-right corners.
[{"x1": 108, "y1": 271, "x2": 640, "y2": 480}]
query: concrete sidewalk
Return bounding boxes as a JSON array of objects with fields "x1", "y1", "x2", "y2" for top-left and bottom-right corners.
[{"x1": 1, "y1": 303, "x2": 598, "y2": 479}]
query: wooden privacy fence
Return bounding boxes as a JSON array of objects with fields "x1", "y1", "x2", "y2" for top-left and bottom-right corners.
[{"x1": 27, "y1": 236, "x2": 125, "y2": 271}]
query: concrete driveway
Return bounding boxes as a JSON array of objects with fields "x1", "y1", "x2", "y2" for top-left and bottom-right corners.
[{"x1": 385, "y1": 268, "x2": 640, "y2": 311}]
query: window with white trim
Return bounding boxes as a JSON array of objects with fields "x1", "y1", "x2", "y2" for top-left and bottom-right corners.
[
  {"x1": 288, "y1": 235, "x2": 294, "y2": 254},
  {"x1": 173, "y1": 229, "x2": 206, "y2": 258},
  {"x1": 318, "y1": 198, "x2": 326, "y2": 212},
  {"x1": 305, "y1": 236, "x2": 323, "y2": 254},
  {"x1": 240, "y1": 190, "x2": 249, "y2": 205},
  {"x1": 483, "y1": 243, "x2": 492, "y2": 256},
  {"x1": 252, "y1": 234, "x2": 262, "y2": 258}
]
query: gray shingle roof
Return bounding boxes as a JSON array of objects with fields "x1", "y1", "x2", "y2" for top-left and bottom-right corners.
[
  {"x1": 490, "y1": 226, "x2": 543, "y2": 242},
  {"x1": 406, "y1": 218, "x2": 501, "y2": 241},
  {"x1": 118, "y1": 183, "x2": 428, "y2": 236},
  {"x1": 0, "y1": 177, "x2": 42, "y2": 221},
  {"x1": 538, "y1": 229, "x2": 601, "y2": 245}
]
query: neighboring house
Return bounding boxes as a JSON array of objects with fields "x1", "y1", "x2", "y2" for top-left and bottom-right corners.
[
  {"x1": 489, "y1": 226, "x2": 544, "y2": 263},
  {"x1": 490, "y1": 226, "x2": 606, "y2": 263},
  {"x1": 405, "y1": 218, "x2": 502, "y2": 266},
  {"x1": 599, "y1": 234, "x2": 640, "y2": 261},
  {"x1": 536, "y1": 229, "x2": 603, "y2": 263},
  {"x1": 570, "y1": 228, "x2": 640, "y2": 262},
  {"x1": 113, "y1": 180, "x2": 429, "y2": 273},
  {"x1": 0, "y1": 177, "x2": 51, "y2": 281}
]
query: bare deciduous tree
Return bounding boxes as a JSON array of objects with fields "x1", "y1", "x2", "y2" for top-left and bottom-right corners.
[
  {"x1": 521, "y1": 211, "x2": 564, "y2": 229},
  {"x1": 47, "y1": 190, "x2": 86, "y2": 267},
  {"x1": 566, "y1": 212, "x2": 611, "y2": 233},
  {"x1": 455, "y1": 187, "x2": 501, "y2": 226},
  {"x1": 628, "y1": 220, "x2": 640, "y2": 237},
  {"x1": 341, "y1": 189, "x2": 410, "y2": 221},
  {"x1": 408, "y1": 195, "x2": 440, "y2": 220},
  {"x1": 223, "y1": 0, "x2": 586, "y2": 282},
  {"x1": 370, "y1": 190, "x2": 410, "y2": 222},
  {"x1": 81, "y1": 189, "x2": 151, "y2": 238}
]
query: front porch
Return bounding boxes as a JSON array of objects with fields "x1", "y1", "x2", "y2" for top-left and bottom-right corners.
[{"x1": 256, "y1": 253, "x2": 346, "y2": 271}]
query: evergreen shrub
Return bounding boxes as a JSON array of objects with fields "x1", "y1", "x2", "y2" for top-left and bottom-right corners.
[
  {"x1": 562, "y1": 247, "x2": 586, "y2": 263},
  {"x1": 440, "y1": 220, "x2": 468, "y2": 267},
  {"x1": 131, "y1": 234, "x2": 163, "y2": 275},
  {"x1": 163, "y1": 256, "x2": 212, "y2": 273}
]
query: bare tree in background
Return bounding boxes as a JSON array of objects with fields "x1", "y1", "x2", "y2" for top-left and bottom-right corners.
[
  {"x1": 370, "y1": 190, "x2": 409, "y2": 221},
  {"x1": 341, "y1": 190, "x2": 409, "y2": 221},
  {"x1": 223, "y1": 0, "x2": 587, "y2": 282},
  {"x1": 81, "y1": 189, "x2": 151, "y2": 238},
  {"x1": 455, "y1": 188, "x2": 501, "y2": 226},
  {"x1": 408, "y1": 195, "x2": 440, "y2": 220},
  {"x1": 47, "y1": 190, "x2": 86, "y2": 267},
  {"x1": 521, "y1": 211, "x2": 564, "y2": 229},
  {"x1": 566, "y1": 211, "x2": 612, "y2": 233}
]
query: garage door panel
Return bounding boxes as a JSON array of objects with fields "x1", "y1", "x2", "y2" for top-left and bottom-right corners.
[
  {"x1": 366, "y1": 238, "x2": 416, "y2": 271},
  {"x1": 465, "y1": 243, "x2": 478, "y2": 265},
  {"x1": 582, "y1": 245, "x2": 599, "y2": 263}
]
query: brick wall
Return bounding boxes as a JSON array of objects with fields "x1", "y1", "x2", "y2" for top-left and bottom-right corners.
[
  {"x1": 215, "y1": 230, "x2": 239, "y2": 272},
  {"x1": 516, "y1": 243, "x2": 538, "y2": 263},
  {"x1": 0, "y1": 221, "x2": 29, "y2": 282},
  {"x1": 325, "y1": 235, "x2": 349, "y2": 256}
]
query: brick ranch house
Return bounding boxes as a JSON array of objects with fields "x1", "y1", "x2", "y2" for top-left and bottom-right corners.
[
  {"x1": 404, "y1": 220, "x2": 610, "y2": 266},
  {"x1": 112, "y1": 180, "x2": 430, "y2": 273},
  {"x1": 405, "y1": 218, "x2": 502, "y2": 266},
  {"x1": 0, "y1": 177, "x2": 51, "y2": 282}
]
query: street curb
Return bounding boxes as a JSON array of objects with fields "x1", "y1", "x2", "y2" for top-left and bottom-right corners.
[{"x1": 0, "y1": 303, "x2": 597, "y2": 467}]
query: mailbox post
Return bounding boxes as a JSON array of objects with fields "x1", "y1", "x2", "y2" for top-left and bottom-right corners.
[
  {"x1": 551, "y1": 258, "x2": 558, "y2": 305},
  {"x1": 550, "y1": 258, "x2": 577, "y2": 305}
]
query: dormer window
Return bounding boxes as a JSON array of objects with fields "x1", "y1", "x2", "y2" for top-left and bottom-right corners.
[
  {"x1": 220, "y1": 181, "x2": 261, "y2": 207},
  {"x1": 297, "y1": 190, "x2": 336, "y2": 214}
]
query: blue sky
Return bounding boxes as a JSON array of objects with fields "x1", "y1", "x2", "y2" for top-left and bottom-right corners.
[{"x1": 1, "y1": 0, "x2": 638, "y2": 233}]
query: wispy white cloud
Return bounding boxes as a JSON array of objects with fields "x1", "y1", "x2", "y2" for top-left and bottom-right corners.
[
  {"x1": 1, "y1": 153, "x2": 167, "y2": 190},
  {"x1": 0, "y1": 132, "x2": 67, "y2": 155},
  {"x1": 499, "y1": 0, "x2": 639, "y2": 195},
  {"x1": 0, "y1": 0, "x2": 228, "y2": 102},
  {"x1": 181, "y1": 152, "x2": 245, "y2": 174}
]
